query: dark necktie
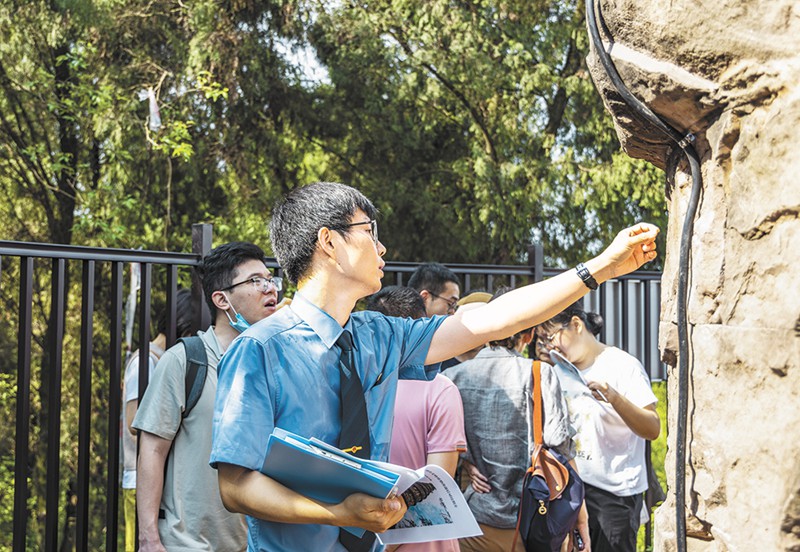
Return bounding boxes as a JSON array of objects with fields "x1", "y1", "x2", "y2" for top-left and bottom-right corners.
[{"x1": 335, "y1": 330, "x2": 375, "y2": 552}]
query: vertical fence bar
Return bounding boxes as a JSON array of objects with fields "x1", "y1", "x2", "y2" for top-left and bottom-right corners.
[
  {"x1": 644, "y1": 280, "x2": 652, "y2": 376},
  {"x1": 106, "y1": 262, "x2": 124, "y2": 551},
  {"x1": 192, "y1": 224, "x2": 212, "y2": 332},
  {"x1": 616, "y1": 282, "x2": 622, "y2": 347},
  {"x1": 621, "y1": 279, "x2": 629, "y2": 353},
  {"x1": 138, "y1": 264, "x2": 152, "y2": 399},
  {"x1": 597, "y1": 282, "x2": 608, "y2": 344},
  {"x1": 13, "y1": 257, "x2": 33, "y2": 552},
  {"x1": 645, "y1": 439, "x2": 654, "y2": 546},
  {"x1": 45, "y1": 258, "x2": 66, "y2": 552},
  {"x1": 165, "y1": 265, "x2": 178, "y2": 347},
  {"x1": 76, "y1": 260, "x2": 95, "y2": 551},
  {"x1": 635, "y1": 280, "x2": 644, "y2": 359},
  {"x1": 528, "y1": 243, "x2": 543, "y2": 283}
]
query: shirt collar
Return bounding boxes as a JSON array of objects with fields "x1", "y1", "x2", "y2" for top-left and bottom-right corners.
[
  {"x1": 289, "y1": 291, "x2": 353, "y2": 350},
  {"x1": 201, "y1": 325, "x2": 225, "y2": 357},
  {"x1": 475, "y1": 346, "x2": 524, "y2": 359}
]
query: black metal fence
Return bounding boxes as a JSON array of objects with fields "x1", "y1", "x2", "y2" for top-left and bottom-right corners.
[{"x1": 0, "y1": 228, "x2": 663, "y2": 551}]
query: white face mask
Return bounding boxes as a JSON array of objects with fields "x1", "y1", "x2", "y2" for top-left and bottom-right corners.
[{"x1": 221, "y1": 292, "x2": 251, "y2": 333}]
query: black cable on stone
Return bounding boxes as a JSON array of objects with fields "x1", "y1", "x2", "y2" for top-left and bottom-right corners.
[{"x1": 584, "y1": 2, "x2": 705, "y2": 551}]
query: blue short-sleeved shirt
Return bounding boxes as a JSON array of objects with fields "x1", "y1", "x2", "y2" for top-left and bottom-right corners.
[{"x1": 211, "y1": 292, "x2": 446, "y2": 552}]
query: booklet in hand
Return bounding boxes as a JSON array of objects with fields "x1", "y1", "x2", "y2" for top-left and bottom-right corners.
[
  {"x1": 263, "y1": 428, "x2": 482, "y2": 544},
  {"x1": 548, "y1": 349, "x2": 607, "y2": 402},
  {"x1": 263, "y1": 427, "x2": 399, "y2": 505}
]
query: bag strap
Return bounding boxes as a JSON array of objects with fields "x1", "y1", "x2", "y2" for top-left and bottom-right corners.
[
  {"x1": 530, "y1": 359, "x2": 569, "y2": 497},
  {"x1": 532, "y1": 360, "x2": 543, "y2": 446},
  {"x1": 514, "y1": 360, "x2": 549, "y2": 552},
  {"x1": 178, "y1": 336, "x2": 208, "y2": 419}
]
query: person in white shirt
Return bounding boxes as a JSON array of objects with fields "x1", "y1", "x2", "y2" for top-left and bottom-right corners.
[{"x1": 536, "y1": 301, "x2": 660, "y2": 552}]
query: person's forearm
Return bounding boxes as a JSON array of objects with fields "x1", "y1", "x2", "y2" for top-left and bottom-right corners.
[
  {"x1": 136, "y1": 432, "x2": 171, "y2": 543},
  {"x1": 610, "y1": 399, "x2": 660, "y2": 440},
  {"x1": 218, "y1": 464, "x2": 407, "y2": 533},
  {"x1": 425, "y1": 223, "x2": 658, "y2": 363},
  {"x1": 427, "y1": 269, "x2": 589, "y2": 363},
  {"x1": 218, "y1": 463, "x2": 340, "y2": 525},
  {"x1": 426, "y1": 451, "x2": 460, "y2": 478}
]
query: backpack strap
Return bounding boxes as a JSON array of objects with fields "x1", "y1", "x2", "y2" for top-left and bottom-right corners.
[{"x1": 178, "y1": 336, "x2": 208, "y2": 419}]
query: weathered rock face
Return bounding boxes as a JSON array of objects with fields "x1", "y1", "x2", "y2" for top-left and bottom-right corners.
[{"x1": 584, "y1": 1, "x2": 800, "y2": 550}]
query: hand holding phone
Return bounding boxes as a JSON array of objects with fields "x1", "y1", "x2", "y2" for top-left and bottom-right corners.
[{"x1": 574, "y1": 529, "x2": 585, "y2": 551}]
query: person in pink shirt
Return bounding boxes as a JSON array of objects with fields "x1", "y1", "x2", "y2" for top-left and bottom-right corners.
[{"x1": 366, "y1": 286, "x2": 467, "y2": 552}]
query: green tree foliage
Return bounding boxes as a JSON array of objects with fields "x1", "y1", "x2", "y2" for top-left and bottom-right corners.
[
  {"x1": 305, "y1": 0, "x2": 667, "y2": 265},
  {"x1": 1, "y1": 0, "x2": 667, "y2": 260}
]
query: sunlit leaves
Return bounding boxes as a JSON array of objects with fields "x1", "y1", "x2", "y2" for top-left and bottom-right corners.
[{"x1": 304, "y1": 0, "x2": 665, "y2": 266}]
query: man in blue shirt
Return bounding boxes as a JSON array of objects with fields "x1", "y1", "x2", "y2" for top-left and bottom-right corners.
[{"x1": 211, "y1": 181, "x2": 659, "y2": 552}]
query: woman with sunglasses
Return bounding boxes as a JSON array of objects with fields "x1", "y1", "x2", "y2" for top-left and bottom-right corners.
[{"x1": 536, "y1": 302, "x2": 660, "y2": 552}]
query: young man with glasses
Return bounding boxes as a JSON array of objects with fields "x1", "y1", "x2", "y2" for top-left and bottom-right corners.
[
  {"x1": 133, "y1": 242, "x2": 278, "y2": 552},
  {"x1": 210, "y1": 181, "x2": 659, "y2": 552},
  {"x1": 408, "y1": 262, "x2": 461, "y2": 316}
]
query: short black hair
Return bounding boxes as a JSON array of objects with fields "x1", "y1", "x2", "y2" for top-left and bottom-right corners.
[
  {"x1": 365, "y1": 286, "x2": 426, "y2": 319},
  {"x1": 156, "y1": 288, "x2": 196, "y2": 337},
  {"x1": 269, "y1": 182, "x2": 378, "y2": 283},
  {"x1": 407, "y1": 262, "x2": 460, "y2": 296},
  {"x1": 195, "y1": 242, "x2": 269, "y2": 314},
  {"x1": 541, "y1": 300, "x2": 604, "y2": 337}
]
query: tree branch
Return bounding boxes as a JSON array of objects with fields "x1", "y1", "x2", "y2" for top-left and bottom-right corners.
[{"x1": 387, "y1": 27, "x2": 498, "y2": 165}]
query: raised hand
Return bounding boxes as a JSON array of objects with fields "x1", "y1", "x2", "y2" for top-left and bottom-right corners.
[{"x1": 599, "y1": 223, "x2": 659, "y2": 279}]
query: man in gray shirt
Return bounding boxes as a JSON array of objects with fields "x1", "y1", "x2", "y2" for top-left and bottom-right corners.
[{"x1": 445, "y1": 290, "x2": 578, "y2": 552}]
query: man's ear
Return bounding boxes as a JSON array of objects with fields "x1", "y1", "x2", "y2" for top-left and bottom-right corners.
[
  {"x1": 419, "y1": 289, "x2": 431, "y2": 302},
  {"x1": 211, "y1": 290, "x2": 230, "y2": 311},
  {"x1": 519, "y1": 328, "x2": 535, "y2": 345},
  {"x1": 317, "y1": 226, "x2": 337, "y2": 259}
]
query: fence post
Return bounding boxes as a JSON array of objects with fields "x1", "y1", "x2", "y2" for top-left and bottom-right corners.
[
  {"x1": 192, "y1": 224, "x2": 213, "y2": 333},
  {"x1": 527, "y1": 243, "x2": 543, "y2": 283},
  {"x1": 13, "y1": 257, "x2": 33, "y2": 552}
]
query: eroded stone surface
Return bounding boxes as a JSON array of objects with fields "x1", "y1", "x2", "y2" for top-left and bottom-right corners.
[{"x1": 585, "y1": 1, "x2": 800, "y2": 549}]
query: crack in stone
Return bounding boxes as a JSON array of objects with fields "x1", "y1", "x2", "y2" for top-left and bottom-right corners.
[{"x1": 739, "y1": 207, "x2": 800, "y2": 240}]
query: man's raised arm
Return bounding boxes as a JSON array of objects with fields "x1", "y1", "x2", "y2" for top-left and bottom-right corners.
[{"x1": 426, "y1": 223, "x2": 659, "y2": 364}]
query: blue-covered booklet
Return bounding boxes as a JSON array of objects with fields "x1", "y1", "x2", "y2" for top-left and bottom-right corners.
[
  {"x1": 263, "y1": 428, "x2": 482, "y2": 543},
  {"x1": 263, "y1": 428, "x2": 401, "y2": 505}
]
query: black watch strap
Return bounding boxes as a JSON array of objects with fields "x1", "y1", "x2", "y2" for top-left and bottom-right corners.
[{"x1": 576, "y1": 263, "x2": 599, "y2": 290}]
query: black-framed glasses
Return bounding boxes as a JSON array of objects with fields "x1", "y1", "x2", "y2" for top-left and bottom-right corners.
[
  {"x1": 221, "y1": 276, "x2": 282, "y2": 293},
  {"x1": 429, "y1": 291, "x2": 459, "y2": 313},
  {"x1": 336, "y1": 219, "x2": 379, "y2": 245},
  {"x1": 536, "y1": 324, "x2": 568, "y2": 345}
]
